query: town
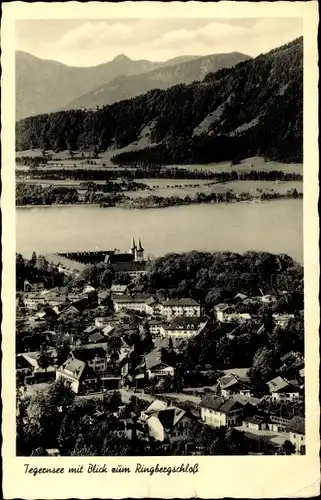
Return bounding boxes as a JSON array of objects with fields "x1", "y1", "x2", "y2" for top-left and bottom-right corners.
[{"x1": 16, "y1": 241, "x2": 305, "y2": 456}]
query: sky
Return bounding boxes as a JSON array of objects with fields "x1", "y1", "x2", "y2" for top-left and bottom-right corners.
[{"x1": 15, "y1": 18, "x2": 303, "y2": 67}]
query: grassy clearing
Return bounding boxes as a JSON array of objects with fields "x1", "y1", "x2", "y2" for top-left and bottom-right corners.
[
  {"x1": 16, "y1": 151, "x2": 303, "y2": 175},
  {"x1": 124, "y1": 180, "x2": 303, "y2": 200},
  {"x1": 170, "y1": 156, "x2": 303, "y2": 174}
]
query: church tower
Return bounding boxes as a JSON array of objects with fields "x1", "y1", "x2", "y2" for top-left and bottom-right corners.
[
  {"x1": 135, "y1": 239, "x2": 144, "y2": 262},
  {"x1": 130, "y1": 238, "x2": 136, "y2": 257}
]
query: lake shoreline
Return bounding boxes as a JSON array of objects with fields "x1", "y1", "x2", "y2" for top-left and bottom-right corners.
[{"x1": 16, "y1": 193, "x2": 302, "y2": 210}]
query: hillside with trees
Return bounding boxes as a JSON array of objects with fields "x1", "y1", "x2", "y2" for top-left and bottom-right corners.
[
  {"x1": 16, "y1": 37, "x2": 303, "y2": 164},
  {"x1": 134, "y1": 250, "x2": 303, "y2": 305}
]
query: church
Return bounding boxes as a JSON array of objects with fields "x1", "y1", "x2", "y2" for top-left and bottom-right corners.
[
  {"x1": 46, "y1": 238, "x2": 148, "y2": 278},
  {"x1": 104, "y1": 238, "x2": 147, "y2": 278}
]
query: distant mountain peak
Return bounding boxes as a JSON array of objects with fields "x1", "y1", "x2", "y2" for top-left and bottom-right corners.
[{"x1": 112, "y1": 54, "x2": 131, "y2": 62}]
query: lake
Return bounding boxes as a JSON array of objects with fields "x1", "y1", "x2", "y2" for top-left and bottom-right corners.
[{"x1": 16, "y1": 199, "x2": 303, "y2": 263}]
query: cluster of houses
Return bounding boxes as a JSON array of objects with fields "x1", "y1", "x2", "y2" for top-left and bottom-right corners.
[{"x1": 17, "y1": 250, "x2": 305, "y2": 455}]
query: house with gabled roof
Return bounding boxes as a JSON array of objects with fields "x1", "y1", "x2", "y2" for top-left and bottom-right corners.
[
  {"x1": 267, "y1": 376, "x2": 300, "y2": 401},
  {"x1": 110, "y1": 284, "x2": 129, "y2": 295},
  {"x1": 214, "y1": 303, "x2": 234, "y2": 322},
  {"x1": 56, "y1": 356, "x2": 99, "y2": 394},
  {"x1": 136, "y1": 347, "x2": 175, "y2": 381},
  {"x1": 137, "y1": 399, "x2": 193, "y2": 442},
  {"x1": 218, "y1": 373, "x2": 252, "y2": 398},
  {"x1": 199, "y1": 394, "x2": 247, "y2": 427}
]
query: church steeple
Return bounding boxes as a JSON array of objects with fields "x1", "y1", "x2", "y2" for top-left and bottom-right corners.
[
  {"x1": 135, "y1": 238, "x2": 144, "y2": 262},
  {"x1": 130, "y1": 238, "x2": 136, "y2": 254}
]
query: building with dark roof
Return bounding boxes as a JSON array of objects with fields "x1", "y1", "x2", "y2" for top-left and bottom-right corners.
[
  {"x1": 138, "y1": 399, "x2": 193, "y2": 442},
  {"x1": 267, "y1": 376, "x2": 300, "y2": 401},
  {"x1": 218, "y1": 373, "x2": 252, "y2": 398},
  {"x1": 161, "y1": 316, "x2": 205, "y2": 338},
  {"x1": 56, "y1": 356, "x2": 99, "y2": 394},
  {"x1": 71, "y1": 346, "x2": 108, "y2": 373},
  {"x1": 160, "y1": 298, "x2": 201, "y2": 320},
  {"x1": 136, "y1": 347, "x2": 175, "y2": 380},
  {"x1": 287, "y1": 416, "x2": 305, "y2": 454},
  {"x1": 199, "y1": 394, "x2": 247, "y2": 427}
]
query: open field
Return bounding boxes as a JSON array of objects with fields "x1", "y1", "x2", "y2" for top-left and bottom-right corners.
[
  {"x1": 124, "y1": 180, "x2": 303, "y2": 200},
  {"x1": 170, "y1": 156, "x2": 303, "y2": 174},
  {"x1": 16, "y1": 150, "x2": 303, "y2": 174}
]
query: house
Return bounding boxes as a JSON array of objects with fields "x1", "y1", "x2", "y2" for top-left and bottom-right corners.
[
  {"x1": 97, "y1": 290, "x2": 110, "y2": 305},
  {"x1": 160, "y1": 298, "x2": 201, "y2": 320},
  {"x1": 161, "y1": 316, "x2": 205, "y2": 339},
  {"x1": 200, "y1": 395, "x2": 247, "y2": 427},
  {"x1": 266, "y1": 414, "x2": 291, "y2": 432},
  {"x1": 34, "y1": 306, "x2": 60, "y2": 320},
  {"x1": 112, "y1": 295, "x2": 150, "y2": 313},
  {"x1": 218, "y1": 373, "x2": 252, "y2": 398},
  {"x1": 45, "y1": 448, "x2": 60, "y2": 457},
  {"x1": 17, "y1": 350, "x2": 57, "y2": 384},
  {"x1": 71, "y1": 346, "x2": 108, "y2": 373},
  {"x1": 23, "y1": 294, "x2": 47, "y2": 310},
  {"x1": 95, "y1": 316, "x2": 118, "y2": 329},
  {"x1": 83, "y1": 285, "x2": 97, "y2": 301},
  {"x1": 267, "y1": 376, "x2": 300, "y2": 401},
  {"x1": 233, "y1": 292, "x2": 248, "y2": 302},
  {"x1": 147, "y1": 319, "x2": 163, "y2": 336},
  {"x1": 260, "y1": 294, "x2": 277, "y2": 304},
  {"x1": 24, "y1": 280, "x2": 45, "y2": 293},
  {"x1": 280, "y1": 351, "x2": 304, "y2": 368},
  {"x1": 214, "y1": 303, "x2": 234, "y2": 322},
  {"x1": 287, "y1": 416, "x2": 305, "y2": 454},
  {"x1": 138, "y1": 399, "x2": 192, "y2": 442},
  {"x1": 220, "y1": 310, "x2": 251, "y2": 323},
  {"x1": 118, "y1": 338, "x2": 132, "y2": 362},
  {"x1": 137, "y1": 348, "x2": 175, "y2": 380},
  {"x1": 88, "y1": 331, "x2": 108, "y2": 344},
  {"x1": 145, "y1": 296, "x2": 162, "y2": 316},
  {"x1": 110, "y1": 284, "x2": 129, "y2": 295},
  {"x1": 243, "y1": 415, "x2": 267, "y2": 431},
  {"x1": 16, "y1": 354, "x2": 33, "y2": 378},
  {"x1": 272, "y1": 313, "x2": 295, "y2": 328},
  {"x1": 102, "y1": 324, "x2": 116, "y2": 337},
  {"x1": 56, "y1": 356, "x2": 99, "y2": 394},
  {"x1": 84, "y1": 325, "x2": 100, "y2": 336}
]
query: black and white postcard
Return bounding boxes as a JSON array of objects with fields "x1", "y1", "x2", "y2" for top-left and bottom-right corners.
[{"x1": 1, "y1": 1, "x2": 320, "y2": 498}]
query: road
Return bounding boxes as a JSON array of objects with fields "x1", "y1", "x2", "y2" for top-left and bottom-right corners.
[{"x1": 235, "y1": 425, "x2": 289, "y2": 447}]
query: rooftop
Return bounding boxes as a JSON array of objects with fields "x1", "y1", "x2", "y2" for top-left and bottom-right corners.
[
  {"x1": 267, "y1": 376, "x2": 297, "y2": 393},
  {"x1": 58, "y1": 357, "x2": 86, "y2": 380},
  {"x1": 199, "y1": 394, "x2": 242, "y2": 413},
  {"x1": 72, "y1": 347, "x2": 106, "y2": 362},
  {"x1": 166, "y1": 316, "x2": 201, "y2": 330},
  {"x1": 288, "y1": 416, "x2": 305, "y2": 435},
  {"x1": 161, "y1": 298, "x2": 200, "y2": 307}
]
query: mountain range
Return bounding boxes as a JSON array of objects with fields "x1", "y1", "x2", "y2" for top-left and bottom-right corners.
[
  {"x1": 16, "y1": 51, "x2": 249, "y2": 119},
  {"x1": 16, "y1": 37, "x2": 303, "y2": 164},
  {"x1": 61, "y1": 52, "x2": 250, "y2": 111}
]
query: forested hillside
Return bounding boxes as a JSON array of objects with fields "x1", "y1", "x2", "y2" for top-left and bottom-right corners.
[{"x1": 16, "y1": 37, "x2": 303, "y2": 164}]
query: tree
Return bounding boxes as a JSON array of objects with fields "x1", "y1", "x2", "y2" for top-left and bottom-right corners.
[
  {"x1": 37, "y1": 348, "x2": 52, "y2": 372},
  {"x1": 56, "y1": 342, "x2": 71, "y2": 367},
  {"x1": 31, "y1": 447, "x2": 47, "y2": 456},
  {"x1": 282, "y1": 440, "x2": 296, "y2": 455}
]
